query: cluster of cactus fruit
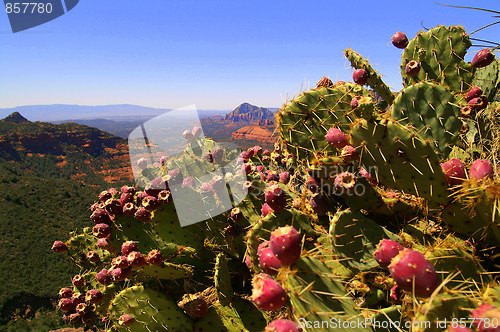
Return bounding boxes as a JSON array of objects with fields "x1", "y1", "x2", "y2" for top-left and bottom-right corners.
[{"x1": 52, "y1": 25, "x2": 500, "y2": 331}]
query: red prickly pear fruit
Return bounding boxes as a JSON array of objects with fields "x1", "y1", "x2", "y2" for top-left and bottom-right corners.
[
  {"x1": 92, "y1": 223, "x2": 111, "y2": 239},
  {"x1": 258, "y1": 241, "x2": 270, "y2": 256},
  {"x1": 51, "y1": 241, "x2": 68, "y2": 253},
  {"x1": 120, "y1": 192, "x2": 134, "y2": 207},
  {"x1": 62, "y1": 310, "x2": 80, "y2": 324},
  {"x1": 112, "y1": 256, "x2": 130, "y2": 269},
  {"x1": 111, "y1": 267, "x2": 132, "y2": 282},
  {"x1": 251, "y1": 274, "x2": 288, "y2": 311},
  {"x1": 121, "y1": 241, "x2": 139, "y2": 256},
  {"x1": 58, "y1": 298, "x2": 75, "y2": 312},
  {"x1": 256, "y1": 165, "x2": 265, "y2": 173},
  {"x1": 241, "y1": 150, "x2": 251, "y2": 161},
  {"x1": 246, "y1": 148, "x2": 255, "y2": 158},
  {"x1": 261, "y1": 203, "x2": 274, "y2": 217},
  {"x1": 241, "y1": 163, "x2": 252, "y2": 175},
  {"x1": 264, "y1": 184, "x2": 287, "y2": 213},
  {"x1": 85, "y1": 289, "x2": 103, "y2": 304},
  {"x1": 146, "y1": 177, "x2": 167, "y2": 196},
  {"x1": 59, "y1": 288, "x2": 73, "y2": 298},
  {"x1": 351, "y1": 96, "x2": 360, "y2": 109},
  {"x1": 441, "y1": 158, "x2": 467, "y2": 185},
  {"x1": 96, "y1": 269, "x2": 112, "y2": 286},
  {"x1": 466, "y1": 86, "x2": 483, "y2": 101},
  {"x1": 471, "y1": 303, "x2": 500, "y2": 331},
  {"x1": 118, "y1": 314, "x2": 136, "y2": 327},
  {"x1": 265, "y1": 319, "x2": 302, "y2": 332},
  {"x1": 405, "y1": 60, "x2": 420, "y2": 76},
  {"x1": 230, "y1": 207, "x2": 243, "y2": 223},
  {"x1": 245, "y1": 255, "x2": 252, "y2": 270},
  {"x1": 316, "y1": 76, "x2": 333, "y2": 89},
  {"x1": 446, "y1": 327, "x2": 474, "y2": 332},
  {"x1": 122, "y1": 202, "x2": 137, "y2": 216},
  {"x1": 147, "y1": 249, "x2": 163, "y2": 265},
  {"x1": 121, "y1": 185, "x2": 136, "y2": 194},
  {"x1": 353, "y1": 68, "x2": 369, "y2": 85},
  {"x1": 461, "y1": 105, "x2": 475, "y2": 119},
  {"x1": 199, "y1": 183, "x2": 213, "y2": 196},
  {"x1": 388, "y1": 249, "x2": 439, "y2": 297},
  {"x1": 270, "y1": 226, "x2": 301, "y2": 265},
  {"x1": 72, "y1": 275, "x2": 85, "y2": 288},
  {"x1": 99, "y1": 190, "x2": 112, "y2": 202},
  {"x1": 470, "y1": 159, "x2": 494, "y2": 180},
  {"x1": 310, "y1": 194, "x2": 329, "y2": 216},
  {"x1": 137, "y1": 158, "x2": 148, "y2": 170},
  {"x1": 142, "y1": 196, "x2": 159, "y2": 211},
  {"x1": 127, "y1": 251, "x2": 146, "y2": 267},
  {"x1": 373, "y1": 239, "x2": 404, "y2": 268},
  {"x1": 211, "y1": 175, "x2": 225, "y2": 193},
  {"x1": 267, "y1": 171, "x2": 279, "y2": 182},
  {"x1": 391, "y1": 31, "x2": 408, "y2": 49},
  {"x1": 263, "y1": 149, "x2": 271, "y2": 156},
  {"x1": 334, "y1": 171, "x2": 357, "y2": 194},
  {"x1": 108, "y1": 187, "x2": 118, "y2": 196},
  {"x1": 253, "y1": 145, "x2": 263, "y2": 155},
  {"x1": 359, "y1": 168, "x2": 372, "y2": 181},
  {"x1": 86, "y1": 251, "x2": 100, "y2": 263},
  {"x1": 341, "y1": 145, "x2": 358, "y2": 162},
  {"x1": 259, "y1": 247, "x2": 282, "y2": 276},
  {"x1": 472, "y1": 49, "x2": 495, "y2": 68},
  {"x1": 182, "y1": 177, "x2": 195, "y2": 189},
  {"x1": 468, "y1": 96, "x2": 488, "y2": 110},
  {"x1": 279, "y1": 172, "x2": 290, "y2": 184},
  {"x1": 158, "y1": 190, "x2": 171, "y2": 204},
  {"x1": 104, "y1": 198, "x2": 122, "y2": 216},
  {"x1": 192, "y1": 126, "x2": 202, "y2": 138},
  {"x1": 135, "y1": 207, "x2": 152, "y2": 222},
  {"x1": 91, "y1": 208, "x2": 111, "y2": 225},
  {"x1": 71, "y1": 293, "x2": 85, "y2": 306},
  {"x1": 305, "y1": 177, "x2": 319, "y2": 193},
  {"x1": 325, "y1": 128, "x2": 349, "y2": 148},
  {"x1": 75, "y1": 302, "x2": 89, "y2": 315},
  {"x1": 181, "y1": 298, "x2": 209, "y2": 319}
]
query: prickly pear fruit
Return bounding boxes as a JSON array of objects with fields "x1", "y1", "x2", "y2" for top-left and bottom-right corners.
[
  {"x1": 265, "y1": 184, "x2": 287, "y2": 213},
  {"x1": 261, "y1": 203, "x2": 274, "y2": 217},
  {"x1": 121, "y1": 241, "x2": 138, "y2": 256},
  {"x1": 135, "y1": 207, "x2": 152, "y2": 222},
  {"x1": 230, "y1": 207, "x2": 242, "y2": 223},
  {"x1": 316, "y1": 77, "x2": 333, "y2": 88},
  {"x1": 373, "y1": 239, "x2": 404, "y2": 268},
  {"x1": 471, "y1": 303, "x2": 500, "y2": 331},
  {"x1": 59, "y1": 288, "x2": 73, "y2": 298},
  {"x1": 91, "y1": 208, "x2": 111, "y2": 224},
  {"x1": 85, "y1": 289, "x2": 103, "y2": 304},
  {"x1": 142, "y1": 196, "x2": 159, "y2": 211},
  {"x1": 325, "y1": 128, "x2": 349, "y2": 148},
  {"x1": 269, "y1": 226, "x2": 301, "y2": 265},
  {"x1": 99, "y1": 190, "x2": 112, "y2": 202},
  {"x1": 111, "y1": 267, "x2": 131, "y2": 282},
  {"x1": 441, "y1": 158, "x2": 466, "y2": 185},
  {"x1": 127, "y1": 251, "x2": 146, "y2": 267},
  {"x1": 470, "y1": 159, "x2": 494, "y2": 180},
  {"x1": 388, "y1": 249, "x2": 439, "y2": 297},
  {"x1": 391, "y1": 31, "x2": 408, "y2": 49},
  {"x1": 279, "y1": 171, "x2": 290, "y2": 184},
  {"x1": 334, "y1": 171, "x2": 357, "y2": 194},
  {"x1": 92, "y1": 223, "x2": 111, "y2": 239},
  {"x1": 305, "y1": 177, "x2": 319, "y2": 193},
  {"x1": 52, "y1": 241, "x2": 68, "y2": 253},
  {"x1": 96, "y1": 269, "x2": 112, "y2": 286},
  {"x1": 72, "y1": 275, "x2": 84, "y2": 288},
  {"x1": 265, "y1": 319, "x2": 302, "y2": 332},
  {"x1": 58, "y1": 298, "x2": 75, "y2": 311},
  {"x1": 181, "y1": 298, "x2": 209, "y2": 319},
  {"x1": 86, "y1": 251, "x2": 100, "y2": 263},
  {"x1": 122, "y1": 202, "x2": 137, "y2": 216},
  {"x1": 466, "y1": 86, "x2": 483, "y2": 101},
  {"x1": 259, "y1": 247, "x2": 282, "y2": 276},
  {"x1": 147, "y1": 249, "x2": 163, "y2": 265},
  {"x1": 405, "y1": 60, "x2": 420, "y2": 76},
  {"x1": 468, "y1": 96, "x2": 488, "y2": 110},
  {"x1": 310, "y1": 194, "x2": 329, "y2": 216},
  {"x1": 353, "y1": 68, "x2": 369, "y2": 85},
  {"x1": 118, "y1": 314, "x2": 136, "y2": 327},
  {"x1": 112, "y1": 256, "x2": 129, "y2": 269},
  {"x1": 341, "y1": 145, "x2": 358, "y2": 162},
  {"x1": 251, "y1": 273, "x2": 288, "y2": 311},
  {"x1": 471, "y1": 49, "x2": 495, "y2": 68}
]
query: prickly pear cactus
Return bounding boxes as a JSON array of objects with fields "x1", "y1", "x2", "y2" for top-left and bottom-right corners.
[{"x1": 52, "y1": 24, "x2": 499, "y2": 332}]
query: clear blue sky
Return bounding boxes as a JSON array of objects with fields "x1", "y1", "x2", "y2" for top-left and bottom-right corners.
[{"x1": 0, "y1": 1, "x2": 499, "y2": 110}]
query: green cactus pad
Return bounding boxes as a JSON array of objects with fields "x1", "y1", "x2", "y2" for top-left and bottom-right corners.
[
  {"x1": 370, "y1": 305, "x2": 404, "y2": 332},
  {"x1": 412, "y1": 292, "x2": 476, "y2": 332},
  {"x1": 330, "y1": 210, "x2": 400, "y2": 271},
  {"x1": 109, "y1": 285, "x2": 193, "y2": 331},
  {"x1": 276, "y1": 83, "x2": 372, "y2": 161},
  {"x1": 138, "y1": 262, "x2": 194, "y2": 280},
  {"x1": 285, "y1": 256, "x2": 372, "y2": 332},
  {"x1": 214, "y1": 253, "x2": 233, "y2": 305},
  {"x1": 473, "y1": 59, "x2": 500, "y2": 102},
  {"x1": 391, "y1": 82, "x2": 462, "y2": 157},
  {"x1": 344, "y1": 48, "x2": 395, "y2": 104},
  {"x1": 350, "y1": 119, "x2": 449, "y2": 203},
  {"x1": 401, "y1": 25, "x2": 473, "y2": 93}
]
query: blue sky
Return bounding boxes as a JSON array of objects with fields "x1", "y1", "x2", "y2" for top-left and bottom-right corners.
[{"x1": 1, "y1": 0, "x2": 499, "y2": 110}]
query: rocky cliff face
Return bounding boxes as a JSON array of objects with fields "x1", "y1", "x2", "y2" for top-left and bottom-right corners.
[
  {"x1": 224, "y1": 103, "x2": 274, "y2": 124},
  {"x1": 231, "y1": 125, "x2": 277, "y2": 144}
]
